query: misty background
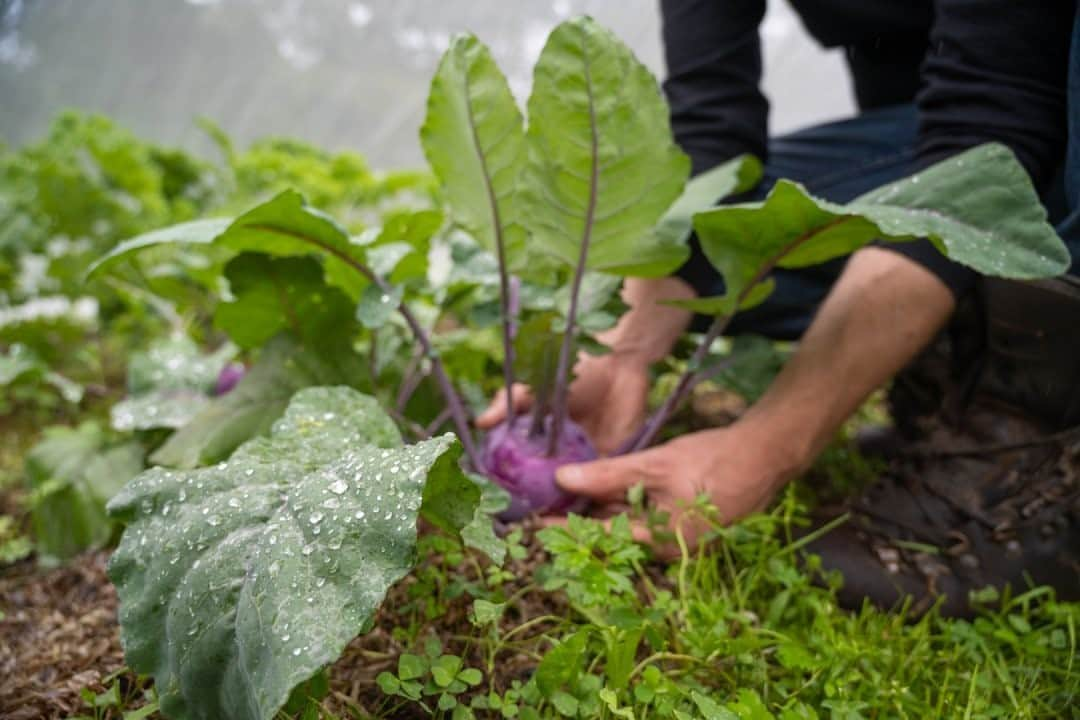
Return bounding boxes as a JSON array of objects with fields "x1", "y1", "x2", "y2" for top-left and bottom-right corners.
[{"x1": 0, "y1": 0, "x2": 853, "y2": 169}]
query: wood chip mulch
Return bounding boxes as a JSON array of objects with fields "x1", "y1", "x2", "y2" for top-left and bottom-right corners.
[
  {"x1": 0, "y1": 519, "x2": 565, "y2": 720},
  {"x1": 0, "y1": 552, "x2": 125, "y2": 720}
]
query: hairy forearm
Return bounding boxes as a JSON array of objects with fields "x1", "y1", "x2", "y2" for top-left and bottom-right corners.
[
  {"x1": 601, "y1": 276, "x2": 696, "y2": 365},
  {"x1": 741, "y1": 247, "x2": 957, "y2": 477}
]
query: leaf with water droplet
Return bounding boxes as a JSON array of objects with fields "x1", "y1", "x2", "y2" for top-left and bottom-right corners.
[
  {"x1": 356, "y1": 283, "x2": 404, "y2": 330},
  {"x1": 151, "y1": 333, "x2": 365, "y2": 469},
  {"x1": 686, "y1": 143, "x2": 1070, "y2": 316},
  {"x1": 110, "y1": 336, "x2": 236, "y2": 432},
  {"x1": 107, "y1": 386, "x2": 479, "y2": 720}
]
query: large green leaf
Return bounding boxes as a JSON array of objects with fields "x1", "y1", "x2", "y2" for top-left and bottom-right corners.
[
  {"x1": 421, "y1": 34, "x2": 526, "y2": 268},
  {"x1": 87, "y1": 191, "x2": 380, "y2": 301},
  {"x1": 150, "y1": 333, "x2": 364, "y2": 468},
  {"x1": 219, "y1": 190, "x2": 372, "y2": 301},
  {"x1": 846, "y1": 143, "x2": 1069, "y2": 278},
  {"x1": 519, "y1": 16, "x2": 691, "y2": 277},
  {"x1": 214, "y1": 253, "x2": 359, "y2": 350},
  {"x1": 653, "y1": 154, "x2": 762, "y2": 251},
  {"x1": 683, "y1": 144, "x2": 1070, "y2": 316},
  {"x1": 108, "y1": 386, "x2": 480, "y2": 720},
  {"x1": 25, "y1": 422, "x2": 143, "y2": 562},
  {"x1": 86, "y1": 217, "x2": 232, "y2": 279}
]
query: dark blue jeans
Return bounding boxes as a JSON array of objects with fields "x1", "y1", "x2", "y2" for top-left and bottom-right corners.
[{"x1": 722, "y1": 12, "x2": 1080, "y2": 340}]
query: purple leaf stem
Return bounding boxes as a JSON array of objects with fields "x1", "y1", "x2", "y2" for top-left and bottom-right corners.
[{"x1": 547, "y1": 47, "x2": 599, "y2": 457}]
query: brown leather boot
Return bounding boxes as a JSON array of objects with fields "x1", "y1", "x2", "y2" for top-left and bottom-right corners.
[{"x1": 803, "y1": 276, "x2": 1080, "y2": 618}]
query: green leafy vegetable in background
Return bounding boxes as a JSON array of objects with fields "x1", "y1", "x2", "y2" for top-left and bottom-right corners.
[
  {"x1": 149, "y1": 333, "x2": 365, "y2": 469},
  {"x1": 0, "y1": 342, "x2": 83, "y2": 406},
  {"x1": 110, "y1": 336, "x2": 236, "y2": 432},
  {"x1": 24, "y1": 422, "x2": 143, "y2": 563}
]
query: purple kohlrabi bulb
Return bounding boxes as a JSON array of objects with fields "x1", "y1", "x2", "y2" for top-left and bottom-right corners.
[
  {"x1": 214, "y1": 362, "x2": 246, "y2": 396},
  {"x1": 480, "y1": 415, "x2": 597, "y2": 521}
]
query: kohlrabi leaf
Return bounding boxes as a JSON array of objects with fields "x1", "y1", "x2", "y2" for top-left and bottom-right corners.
[
  {"x1": 684, "y1": 143, "x2": 1069, "y2": 316},
  {"x1": 151, "y1": 333, "x2": 364, "y2": 468},
  {"x1": 0, "y1": 342, "x2": 84, "y2": 403},
  {"x1": 108, "y1": 386, "x2": 478, "y2": 720},
  {"x1": 214, "y1": 253, "x2": 359, "y2": 350},
  {"x1": 89, "y1": 192, "x2": 379, "y2": 301},
  {"x1": 519, "y1": 17, "x2": 690, "y2": 277},
  {"x1": 111, "y1": 336, "x2": 237, "y2": 432},
  {"x1": 421, "y1": 34, "x2": 525, "y2": 268},
  {"x1": 231, "y1": 385, "x2": 402, "y2": 461},
  {"x1": 125, "y1": 336, "x2": 235, "y2": 396},
  {"x1": 357, "y1": 283, "x2": 404, "y2": 330},
  {"x1": 843, "y1": 143, "x2": 1070, "y2": 278},
  {"x1": 86, "y1": 217, "x2": 232, "y2": 279},
  {"x1": 653, "y1": 154, "x2": 762, "y2": 250},
  {"x1": 111, "y1": 391, "x2": 213, "y2": 433},
  {"x1": 218, "y1": 190, "x2": 372, "y2": 301},
  {"x1": 360, "y1": 209, "x2": 443, "y2": 284},
  {"x1": 684, "y1": 180, "x2": 872, "y2": 316},
  {"x1": 25, "y1": 422, "x2": 143, "y2": 562}
]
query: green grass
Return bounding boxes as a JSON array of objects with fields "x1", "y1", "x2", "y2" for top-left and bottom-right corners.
[{"x1": 310, "y1": 489, "x2": 1079, "y2": 719}]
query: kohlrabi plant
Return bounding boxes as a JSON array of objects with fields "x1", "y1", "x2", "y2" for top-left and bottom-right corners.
[
  {"x1": 87, "y1": 15, "x2": 1069, "y2": 720},
  {"x1": 417, "y1": 20, "x2": 759, "y2": 516}
]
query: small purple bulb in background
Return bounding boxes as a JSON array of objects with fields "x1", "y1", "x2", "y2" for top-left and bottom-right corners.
[
  {"x1": 214, "y1": 362, "x2": 246, "y2": 396},
  {"x1": 480, "y1": 415, "x2": 597, "y2": 521}
]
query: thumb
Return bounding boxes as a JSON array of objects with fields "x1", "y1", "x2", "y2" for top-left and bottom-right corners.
[
  {"x1": 555, "y1": 455, "x2": 648, "y2": 503},
  {"x1": 476, "y1": 384, "x2": 533, "y2": 429}
]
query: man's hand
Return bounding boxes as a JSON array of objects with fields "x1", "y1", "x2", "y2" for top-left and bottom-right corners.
[
  {"x1": 476, "y1": 276, "x2": 698, "y2": 454},
  {"x1": 552, "y1": 416, "x2": 809, "y2": 554},
  {"x1": 476, "y1": 353, "x2": 650, "y2": 454},
  {"x1": 547, "y1": 247, "x2": 957, "y2": 552}
]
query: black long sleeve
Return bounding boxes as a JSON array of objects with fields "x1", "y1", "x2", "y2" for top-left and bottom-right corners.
[
  {"x1": 891, "y1": 0, "x2": 1074, "y2": 295},
  {"x1": 915, "y1": 0, "x2": 1073, "y2": 187},
  {"x1": 661, "y1": 0, "x2": 769, "y2": 174},
  {"x1": 662, "y1": 0, "x2": 1074, "y2": 298}
]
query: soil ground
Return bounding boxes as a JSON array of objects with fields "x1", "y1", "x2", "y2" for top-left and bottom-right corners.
[{"x1": 0, "y1": 520, "x2": 562, "y2": 720}]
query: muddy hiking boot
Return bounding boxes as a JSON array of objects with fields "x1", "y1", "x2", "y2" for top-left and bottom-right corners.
[{"x1": 803, "y1": 276, "x2": 1080, "y2": 618}]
